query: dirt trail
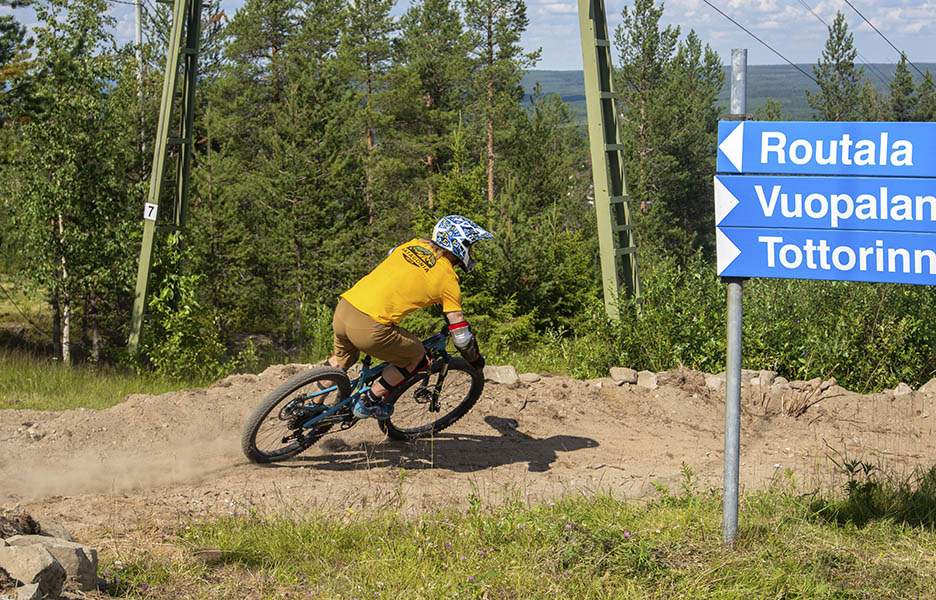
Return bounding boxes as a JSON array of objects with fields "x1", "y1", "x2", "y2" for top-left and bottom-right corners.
[{"x1": 1, "y1": 364, "x2": 934, "y2": 543}]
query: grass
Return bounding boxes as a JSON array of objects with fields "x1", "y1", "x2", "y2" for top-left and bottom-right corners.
[
  {"x1": 0, "y1": 348, "x2": 204, "y2": 411},
  {"x1": 97, "y1": 466, "x2": 936, "y2": 599}
]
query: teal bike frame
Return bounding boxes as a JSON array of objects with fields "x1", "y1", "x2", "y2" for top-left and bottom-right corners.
[{"x1": 296, "y1": 327, "x2": 452, "y2": 431}]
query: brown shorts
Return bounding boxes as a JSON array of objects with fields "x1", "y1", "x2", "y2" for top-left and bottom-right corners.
[{"x1": 331, "y1": 298, "x2": 424, "y2": 370}]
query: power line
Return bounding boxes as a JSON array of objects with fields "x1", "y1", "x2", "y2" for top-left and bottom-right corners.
[
  {"x1": 702, "y1": 0, "x2": 817, "y2": 84},
  {"x1": 794, "y1": 0, "x2": 891, "y2": 86},
  {"x1": 841, "y1": 0, "x2": 927, "y2": 79}
]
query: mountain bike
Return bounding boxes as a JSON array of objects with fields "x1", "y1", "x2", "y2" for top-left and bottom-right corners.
[{"x1": 241, "y1": 326, "x2": 485, "y2": 464}]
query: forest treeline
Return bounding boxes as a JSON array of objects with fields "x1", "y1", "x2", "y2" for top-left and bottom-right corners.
[{"x1": 1, "y1": 0, "x2": 934, "y2": 390}]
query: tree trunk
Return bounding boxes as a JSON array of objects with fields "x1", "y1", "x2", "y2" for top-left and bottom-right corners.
[
  {"x1": 51, "y1": 293, "x2": 62, "y2": 360},
  {"x1": 57, "y1": 213, "x2": 70, "y2": 364},
  {"x1": 486, "y1": 13, "x2": 495, "y2": 206},
  {"x1": 88, "y1": 293, "x2": 101, "y2": 362},
  {"x1": 365, "y1": 72, "x2": 376, "y2": 226}
]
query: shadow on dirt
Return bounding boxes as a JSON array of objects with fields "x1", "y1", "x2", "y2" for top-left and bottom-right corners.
[{"x1": 269, "y1": 415, "x2": 599, "y2": 473}]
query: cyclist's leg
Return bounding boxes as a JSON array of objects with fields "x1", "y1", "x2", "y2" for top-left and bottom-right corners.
[{"x1": 348, "y1": 322, "x2": 426, "y2": 418}]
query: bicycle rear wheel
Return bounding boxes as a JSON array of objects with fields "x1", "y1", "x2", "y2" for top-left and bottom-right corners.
[
  {"x1": 380, "y1": 357, "x2": 483, "y2": 441},
  {"x1": 241, "y1": 366, "x2": 351, "y2": 463}
]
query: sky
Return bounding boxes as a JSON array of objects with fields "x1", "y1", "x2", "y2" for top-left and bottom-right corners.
[{"x1": 4, "y1": 0, "x2": 935, "y2": 71}]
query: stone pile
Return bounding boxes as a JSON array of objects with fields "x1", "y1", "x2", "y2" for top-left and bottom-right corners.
[
  {"x1": 482, "y1": 364, "x2": 936, "y2": 400},
  {"x1": 0, "y1": 510, "x2": 99, "y2": 600}
]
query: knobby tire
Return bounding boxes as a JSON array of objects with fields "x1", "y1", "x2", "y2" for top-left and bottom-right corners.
[
  {"x1": 379, "y1": 357, "x2": 484, "y2": 441},
  {"x1": 241, "y1": 366, "x2": 351, "y2": 463}
]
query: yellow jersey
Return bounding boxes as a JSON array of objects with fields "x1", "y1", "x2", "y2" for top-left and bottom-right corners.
[{"x1": 341, "y1": 239, "x2": 462, "y2": 325}]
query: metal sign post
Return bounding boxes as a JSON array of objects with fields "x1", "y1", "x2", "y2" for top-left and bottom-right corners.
[
  {"x1": 722, "y1": 48, "x2": 747, "y2": 546},
  {"x1": 717, "y1": 50, "x2": 936, "y2": 546}
]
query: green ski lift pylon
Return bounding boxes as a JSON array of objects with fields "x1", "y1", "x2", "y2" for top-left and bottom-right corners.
[
  {"x1": 577, "y1": 0, "x2": 641, "y2": 319},
  {"x1": 128, "y1": 0, "x2": 203, "y2": 353}
]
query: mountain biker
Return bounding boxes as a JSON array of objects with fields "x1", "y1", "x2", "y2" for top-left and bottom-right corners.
[{"x1": 323, "y1": 215, "x2": 493, "y2": 420}]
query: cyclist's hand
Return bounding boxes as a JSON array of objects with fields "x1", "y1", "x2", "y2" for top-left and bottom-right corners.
[{"x1": 470, "y1": 354, "x2": 485, "y2": 372}]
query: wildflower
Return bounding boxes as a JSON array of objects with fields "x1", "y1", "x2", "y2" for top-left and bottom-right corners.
[
  {"x1": 467, "y1": 576, "x2": 475, "y2": 582},
  {"x1": 624, "y1": 531, "x2": 630, "y2": 539},
  {"x1": 564, "y1": 523, "x2": 572, "y2": 531},
  {"x1": 141, "y1": 584, "x2": 149, "y2": 592},
  {"x1": 444, "y1": 541, "x2": 452, "y2": 549},
  {"x1": 347, "y1": 508, "x2": 354, "y2": 515}
]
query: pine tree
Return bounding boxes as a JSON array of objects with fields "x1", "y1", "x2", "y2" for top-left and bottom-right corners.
[
  {"x1": 0, "y1": 0, "x2": 33, "y2": 122},
  {"x1": 613, "y1": 0, "x2": 723, "y2": 257},
  {"x1": 806, "y1": 11, "x2": 864, "y2": 121},
  {"x1": 916, "y1": 70, "x2": 936, "y2": 121},
  {"x1": 753, "y1": 98, "x2": 787, "y2": 121},
  {"x1": 889, "y1": 54, "x2": 917, "y2": 122},
  {"x1": 463, "y1": 0, "x2": 539, "y2": 207},
  {"x1": 858, "y1": 77, "x2": 888, "y2": 121},
  {"x1": 191, "y1": 0, "x2": 367, "y2": 346},
  {"x1": 386, "y1": 0, "x2": 473, "y2": 210},
  {"x1": 341, "y1": 0, "x2": 396, "y2": 228}
]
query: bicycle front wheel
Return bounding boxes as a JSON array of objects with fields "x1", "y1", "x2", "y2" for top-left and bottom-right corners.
[
  {"x1": 380, "y1": 357, "x2": 484, "y2": 441},
  {"x1": 241, "y1": 366, "x2": 351, "y2": 463}
]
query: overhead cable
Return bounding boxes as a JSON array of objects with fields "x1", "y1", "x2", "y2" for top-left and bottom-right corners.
[
  {"x1": 841, "y1": 0, "x2": 926, "y2": 79},
  {"x1": 702, "y1": 0, "x2": 817, "y2": 84},
  {"x1": 793, "y1": 0, "x2": 890, "y2": 86}
]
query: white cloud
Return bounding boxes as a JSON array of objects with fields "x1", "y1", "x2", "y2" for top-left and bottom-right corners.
[{"x1": 536, "y1": 3, "x2": 577, "y2": 16}]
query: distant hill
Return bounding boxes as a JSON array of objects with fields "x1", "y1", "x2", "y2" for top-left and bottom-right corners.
[{"x1": 521, "y1": 64, "x2": 936, "y2": 122}]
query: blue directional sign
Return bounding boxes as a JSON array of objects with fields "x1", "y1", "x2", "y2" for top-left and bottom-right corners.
[
  {"x1": 716, "y1": 227, "x2": 936, "y2": 286},
  {"x1": 715, "y1": 175, "x2": 936, "y2": 233},
  {"x1": 715, "y1": 120, "x2": 936, "y2": 286},
  {"x1": 717, "y1": 121, "x2": 936, "y2": 177}
]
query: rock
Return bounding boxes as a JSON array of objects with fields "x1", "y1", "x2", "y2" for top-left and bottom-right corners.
[
  {"x1": 609, "y1": 367, "x2": 638, "y2": 384},
  {"x1": 35, "y1": 519, "x2": 71, "y2": 543},
  {"x1": 5, "y1": 536, "x2": 97, "y2": 591},
  {"x1": 917, "y1": 378, "x2": 936, "y2": 396},
  {"x1": 774, "y1": 376, "x2": 789, "y2": 386},
  {"x1": 15, "y1": 583, "x2": 41, "y2": 600},
  {"x1": 636, "y1": 371, "x2": 658, "y2": 390},
  {"x1": 752, "y1": 370, "x2": 777, "y2": 387},
  {"x1": 0, "y1": 545, "x2": 65, "y2": 600},
  {"x1": 518, "y1": 373, "x2": 541, "y2": 384},
  {"x1": 483, "y1": 365, "x2": 519, "y2": 386},
  {"x1": 893, "y1": 382, "x2": 913, "y2": 397},
  {"x1": 0, "y1": 511, "x2": 40, "y2": 539},
  {"x1": 591, "y1": 378, "x2": 619, "y2": 389},
  {"x1": 705, "y1": 374, "x2": 724, "y2": 390}
]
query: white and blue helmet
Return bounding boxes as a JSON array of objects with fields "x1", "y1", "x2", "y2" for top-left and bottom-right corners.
[{"x1": 431, "y1": 215, "x2": 493, "y2": 273}]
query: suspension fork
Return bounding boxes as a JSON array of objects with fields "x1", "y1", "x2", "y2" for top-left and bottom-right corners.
[{"x1": 428, "y1": 359, "x2": 450, "y2": 412}]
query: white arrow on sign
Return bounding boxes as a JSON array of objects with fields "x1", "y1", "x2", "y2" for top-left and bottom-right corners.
[
  {"x1": 718, "y1": 121, "x2": 744, "y2": 172},
  {"x1": 716, "y1": 228, "x2": 741, "y2": 275},
  {"x1": 713, "y1": 176, "x2": 739, "y2": 226}
]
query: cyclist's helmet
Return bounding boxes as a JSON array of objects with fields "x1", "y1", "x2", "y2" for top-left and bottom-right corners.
[{"x1": 431, "y1": 215, "x2": 493, "y2": 273}]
